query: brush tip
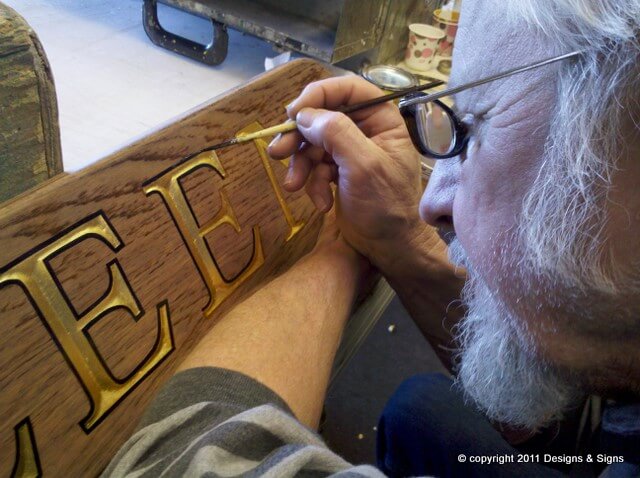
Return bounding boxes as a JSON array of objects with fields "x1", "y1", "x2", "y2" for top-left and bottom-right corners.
[{"x1": 211, "y1": 138, "x2": 239, "y2": 150}]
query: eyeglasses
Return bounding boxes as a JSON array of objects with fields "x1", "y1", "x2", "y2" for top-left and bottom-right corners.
[{"x1": 398, "y1": 51, "x2": 581, "y2": 160}]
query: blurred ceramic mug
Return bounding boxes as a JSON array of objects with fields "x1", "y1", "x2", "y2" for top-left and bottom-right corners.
[
  {"x1": 432, "y1": 9, "x2": 460, "y2": 57},
  {"x1": 405, "y1": 24, "x2": 445, "y2": 71}
]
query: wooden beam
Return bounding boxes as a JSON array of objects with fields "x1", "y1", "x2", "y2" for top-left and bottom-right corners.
[{"x1": 0, "y1": 3, "x2": 63, "y2": 203}]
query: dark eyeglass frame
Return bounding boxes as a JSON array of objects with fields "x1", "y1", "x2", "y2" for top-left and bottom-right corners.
[
  {"x1": 396, "y1": 50, "x2": 582, "y2": 160},
  {"x1": 399, "y1": 93, "x2": 469, "y2": 159}
]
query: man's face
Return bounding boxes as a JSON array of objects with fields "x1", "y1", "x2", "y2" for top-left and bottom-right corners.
[
  {"x1": 419, "y1": 0, "x2": 640, "y2": 428},
  {"x1": 422, "y1": 0, "x2": 558, "y2": 290},
  {"x1": 420, "y1": 0, "x2": 640, "y2": 428}
]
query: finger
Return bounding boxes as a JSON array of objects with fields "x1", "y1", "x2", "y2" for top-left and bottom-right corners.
[
  {"x1": 271, "y1": 76, "x2": 404, "y2": 159},
  {"x1": 283, "y1": 146, "x2": 323, "y2": 192},
  {"x1": 268, "y1": 130, "x2": 304, "y2": 160},
  {"x1": 295, "y1": 108, "x2": 379, "y2": 172},
  {"x1": 355, "y1": 105, "x2": 407, "y2": 138},
  {"x1": 301, "y1": 144, "x2": 334, "y2": 164},
  {"x1": 305, "y1": 162, "x2": 337, "y2": 212},
  {"x1": 287, "y1": 76, "x2": 389, "y2": 122}
]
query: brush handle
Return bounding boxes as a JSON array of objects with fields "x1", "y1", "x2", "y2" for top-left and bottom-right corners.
[
  {"x1": 339, "y1": 79, "x2": 444, "y2": 114},
  {"x1": 236, "y1": 121, "x2": 298, "y2": 143},
  {"x1": 235, "y1": 79, "x2": 445, "y2": 144}
]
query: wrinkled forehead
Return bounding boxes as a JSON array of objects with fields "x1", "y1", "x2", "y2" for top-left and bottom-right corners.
[{"x1": 451, "y1": 0, "x2": 560, "y2": 111}]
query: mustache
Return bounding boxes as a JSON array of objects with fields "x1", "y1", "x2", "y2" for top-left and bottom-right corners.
[
  {"x1": 437, "y1": 228, "x2": 456, "y2": 245},
  {"x1": 447, "y1": 236, "x2": 471, "y2": 270}
]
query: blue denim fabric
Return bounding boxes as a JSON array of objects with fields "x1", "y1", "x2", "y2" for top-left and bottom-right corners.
[
  {"x1": 602, "y1": 403, "x2": 640, "y2": 437},
  {"x1": 376, "y1": 373, "x2": 640, "y2": 478},
  {"x1": 599, "y1": 462, "x2": 640, "y2": 478},
  {"x1": 599, "y1": 402, "x2": 640, "y2": 474},
  {"x1": 376, "y1": 373, "x2": 564, "y2": 477}
]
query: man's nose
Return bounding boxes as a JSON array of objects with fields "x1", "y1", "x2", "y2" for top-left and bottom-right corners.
[{"x1": 419, "y1": 158, "x2": 460, "y2": 229}]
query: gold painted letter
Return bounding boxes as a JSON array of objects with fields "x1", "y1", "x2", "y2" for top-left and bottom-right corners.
[
  {"x1": 0, "y1": 213, "x2": 174, "y2": 431},
  {"x1": 239, "y1": 122, "x2": 306, "y2": 241},
  {"x1": 11, "y1": 418, "x2": 40, "y2": 478},
  {"x1": 144, "y1": 151, "x2": 264, "y2": 317}
]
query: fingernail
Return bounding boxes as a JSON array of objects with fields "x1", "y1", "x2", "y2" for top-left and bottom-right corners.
[
  {"x1": 296, "y1": 108, "x2": 312, "y2": 128},
  {"x1": 285, "y1": 101, "x2": 296, "y2": 113},
  {"x1": 268, "y1": 133, "x2": 281, "y2": 149},
  {"x1": 284, "y1": 167, "x2": 294, "y2": 186}
]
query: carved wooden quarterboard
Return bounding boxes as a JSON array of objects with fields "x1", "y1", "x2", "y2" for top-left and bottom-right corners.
[{"x1": 0, "y1": 59, "x2": 332, "y2": 477}]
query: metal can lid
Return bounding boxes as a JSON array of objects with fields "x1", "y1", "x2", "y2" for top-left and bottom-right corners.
[
  {"x1": 437, "y1": 59, "x2": 452, "y2": 75},
  {"x1": 433, "y1": 8, "x2": 460, "y2": 25},
  {"x1": 361, "y1": 65, "x2": 418, "y2": 91}
]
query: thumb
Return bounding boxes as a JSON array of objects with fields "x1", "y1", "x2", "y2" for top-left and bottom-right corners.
[{"x1": 295, "y1": 108, "x2": 378, "y2": 171}]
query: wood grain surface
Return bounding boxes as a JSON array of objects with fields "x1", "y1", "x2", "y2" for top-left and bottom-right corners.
[
  {"x1": 0, "y1": 3, "x2": 63, "y2": 203},
  {"x1": 0, "y1": 58, "x2": 331, "y2": 477}
]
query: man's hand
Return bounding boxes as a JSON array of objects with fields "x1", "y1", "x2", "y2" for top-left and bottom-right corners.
[
  {"x1": 270, "y1": 76, "x2": 464, "y2": 374},
  {"x1": 268, "y1": 76, "x2": 429, "y2": 268}
]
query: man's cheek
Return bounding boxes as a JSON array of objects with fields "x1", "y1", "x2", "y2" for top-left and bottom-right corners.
[
  {"x1": 453, "y1": 183, "x2": 513, "y2": 276},
  {"x1": 452, "y1": 187, "x2": 479, "y2": 251}
]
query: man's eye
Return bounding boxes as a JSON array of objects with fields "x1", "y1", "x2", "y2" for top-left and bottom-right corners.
[
  {"x1": 457, "y1": 113, "x2": 476, "y2": 163},
  {"x1": 460, "y1": 112, "x2": 475, "y2": 131}
]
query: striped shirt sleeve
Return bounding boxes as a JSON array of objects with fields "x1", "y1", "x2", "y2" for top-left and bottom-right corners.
[{"x1": 101, "y1": 367, "x2": 385, "y2": 478}]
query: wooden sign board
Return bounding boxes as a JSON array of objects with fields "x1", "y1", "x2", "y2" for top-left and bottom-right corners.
[{"x1": 0, "y1": 59, "x2": 332, "y2": 477}]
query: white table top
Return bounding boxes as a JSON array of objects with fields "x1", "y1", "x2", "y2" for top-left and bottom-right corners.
[{"x1": 5, "y1": 0, "x2": 279, "y2": 172}]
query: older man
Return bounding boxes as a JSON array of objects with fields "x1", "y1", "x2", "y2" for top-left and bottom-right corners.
[{"x1": 104, "y1": 0, "x2": 640, "y2": 476}]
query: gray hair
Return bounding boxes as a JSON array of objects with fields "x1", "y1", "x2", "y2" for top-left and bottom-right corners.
[
  {"x1": 449, "y1": 239, "x2": 579, "y2": 429},
  {"x1": 448, "y1": 0, "x2": 640, "y2": 430},
  {"x1": 509, "y1": 1, "x2": 640, "y2": 296}
]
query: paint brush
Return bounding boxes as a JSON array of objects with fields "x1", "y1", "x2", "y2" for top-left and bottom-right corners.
[{"x1": 209, "y1": 79, "x2": 445, "y2": 150}]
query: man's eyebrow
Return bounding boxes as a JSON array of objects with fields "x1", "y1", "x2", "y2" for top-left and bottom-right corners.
[{"x1": 448, "y1": 91, "x2": 470, "y2": 110}]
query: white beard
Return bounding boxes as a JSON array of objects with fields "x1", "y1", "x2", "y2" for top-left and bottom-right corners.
[{"x1": 448, "y1": 238, "x2": 579, "y2": 430}]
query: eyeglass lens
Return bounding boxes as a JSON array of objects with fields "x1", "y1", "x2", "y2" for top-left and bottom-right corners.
[{"x1": 414, "y1": 102, "x2": 456, "y2": 156}]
